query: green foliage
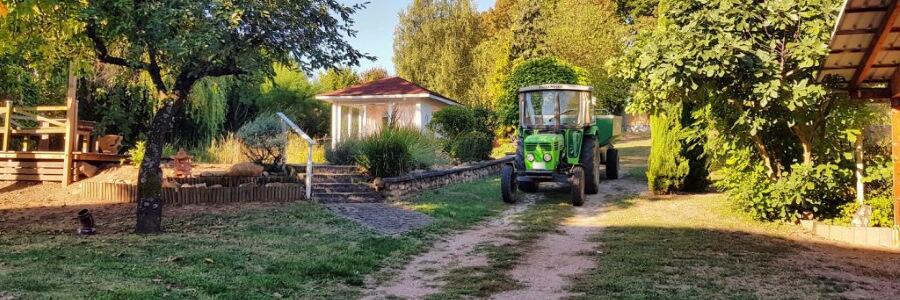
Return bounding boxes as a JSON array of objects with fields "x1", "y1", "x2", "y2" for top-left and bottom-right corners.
[
  {"x1": 498, "y1": 57, "x2": 586, "y2": 127},
  {"x1": 317, "y1": 68, "x2": 359, "y2": 92},
  {"x1": 236, "y1": 115, "x2": 287, "y2": 170},
  {"x1": 394, "y1": 0, "x2": 483, "y2": 105},
  {"x1": 128, "y1": 141, "x2": 146, "y2": 167},
  {"x1": 358, "y1": 67, "x2": 390, "y2": 83},
  {"x1": 326, "y1": 139, "x2": 362, "y2": 165},
  {"x1": 357, "y1": 127, "x2": 447, "y2": 178},
  {"x1": 429, "y1": 106, "x2": 477, "y2": 138},
  {"x1": 717, "y1": 147, "x2": 851, "y2": 221},
  {"x1": 647, "y1": 105, "x2": 689, "y2": 194},
  {"x1": 428, "y1": 105, "x2": 496, "y2": 162},
  {"x1": 259, "y1": 64, "x2": 330, "y2": 137},
  {"x1": 78, "y1": 67, "x2": 155, "y2": 150},
  {"x1": 450, "y1": 131, "x2": 494, "y2": 163}
]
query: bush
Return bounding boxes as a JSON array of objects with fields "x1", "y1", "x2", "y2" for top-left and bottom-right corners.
[
  {"x1": 326, "y1": 139, "x2": 362, "y2": 165},
  {"x1": 356, "y1": 127, "x2": 448, "y2": 178},
  {"x1": 450, "y1": 132, "x2": 493, "y2": 162},
  {"x1": 429, "y1": 106, "x2": 475, "y2": 138},
  {"x1": 717, "y1": 148, "x2": 852, "y2": 221},
  {"x1": 237, "y1": 115, "x2": 287, "y2": 170},
  {"x1": 428, "y1": 106, "x2": 496, "y2": 162}
]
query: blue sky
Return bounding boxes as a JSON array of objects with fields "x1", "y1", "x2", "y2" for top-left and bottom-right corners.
[{"x1": 341, "y1": 0, "x2": 496, "y2": 74}]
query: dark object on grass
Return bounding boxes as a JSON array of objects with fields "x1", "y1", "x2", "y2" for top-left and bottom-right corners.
[{"x1": 77, "y1": 209, "x2": 96, "y2": 235}]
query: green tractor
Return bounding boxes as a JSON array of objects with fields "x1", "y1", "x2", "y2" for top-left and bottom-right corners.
[{"x1": 501, "y1": 84, "x2": 622, "y2": 206}]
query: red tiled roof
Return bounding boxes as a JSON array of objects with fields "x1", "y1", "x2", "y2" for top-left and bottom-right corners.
[{"x1": 319, "y1": 77, "x2": 458, "y2": 104}]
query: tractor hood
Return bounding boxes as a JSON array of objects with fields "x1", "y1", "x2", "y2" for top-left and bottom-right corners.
[{"x1": 523, "y1": 133, "x2": 564, "y2": 171}]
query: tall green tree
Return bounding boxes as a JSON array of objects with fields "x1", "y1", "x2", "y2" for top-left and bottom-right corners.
[
  {"x1": 394, "y1": 0, "x2": 482, "y2": 104},
  {"x1": 359, "y1": 66, "x2": 390, "y2": 83},
  {"x1": 509, "y1": 0, "x2": 547, "y2": 61},
  {"x1": 543, "y1": 0, "x2": 631, "y2": 114},
  {"x1": 615, "y1": 0, "x2": 842, "y2": 177},
  {"x1": 3, "y1": 0, "x2": 371, "y2": 233}
]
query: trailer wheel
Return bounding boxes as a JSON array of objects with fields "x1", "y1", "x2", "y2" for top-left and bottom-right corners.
[
  {"x1": 605, "y1": 147, "x2": 620, "y2": 180},
  {"x1": 571, "y1": 166, "x2": 585, "y2": 207},
  {"x1": 581, "y1": 136, "x2": 600, "y2": 194},
  {"x1": 518, "y1": 181, "x2": 539, "y2": 193},
  {"x1": 501, "y1": 164, "x2": 517, "y2": 204}
]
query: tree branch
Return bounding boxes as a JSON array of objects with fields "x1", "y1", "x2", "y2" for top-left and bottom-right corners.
[{"x1": 85, "y1": 21, "x2": 149, "y2": 71}]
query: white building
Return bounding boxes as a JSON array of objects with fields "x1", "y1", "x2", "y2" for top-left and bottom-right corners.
[{"x1": 315, "y1": 77, "x2": 461, "y2": 148}]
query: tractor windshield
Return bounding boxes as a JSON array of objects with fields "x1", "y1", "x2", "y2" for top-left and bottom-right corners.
[{"x1": 521, "y1": 90, "x2": 586, "y2": 128}]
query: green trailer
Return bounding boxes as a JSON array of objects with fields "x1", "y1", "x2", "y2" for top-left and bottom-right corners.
[{"x1": 501, "y1": 84, "x2": 622, "y2": 206}]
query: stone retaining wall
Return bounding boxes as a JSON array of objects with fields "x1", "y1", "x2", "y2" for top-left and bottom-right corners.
[
  {"x1": 800, "y1": 220, "x2": 899, "y2": 249},
  {"x1": 378, "y1": 156, "x2": 514, "y2": 202}
]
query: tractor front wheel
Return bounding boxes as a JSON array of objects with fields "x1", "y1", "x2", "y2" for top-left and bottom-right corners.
[
  {"x1": 501, "y1": 164, "x2": 517, "y2": 204},
  {"x1": 571, "y1": 166, "x2": 585, "y2": 207}
]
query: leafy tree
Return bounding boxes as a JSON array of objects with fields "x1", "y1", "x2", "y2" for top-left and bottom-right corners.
[
  {"x1": 394, "y1": 0, "x2": 482, "y2": 104},
  {"x1": 359, "y1": 67, "x2": 390, "y2": 83},
  {"x1": 258, "y1": 64, "x2": 329, "y2": 137},
  {"x1": 614, "y1": 0, "x2": 842, "y2": 177},
  {"x1": 8, "y1": 0, "x2": 372, "y2": 233},
  {"x1": 542, "y1": 0, "x2": 631, "y2": 114},
  {"x1": 318, "y1": 67, "x2": 359, "y2": 92}
]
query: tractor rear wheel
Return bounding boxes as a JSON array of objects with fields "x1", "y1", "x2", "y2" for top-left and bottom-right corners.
[
  {"x1": 501, "y1": 164, "x2": 517, "y2": 204},
  {"x1": 581, "y1": 136, "x2": 600, "y2": 194},
  {"x1": 571, "y1": 166, "x2": 585, "y2": 207},
  {"x1": 518, "y1": 181, "x2": 539, "y2": 193},
  {"x1": 605, "y1": 147, "x2": 620, "y2": 179}
]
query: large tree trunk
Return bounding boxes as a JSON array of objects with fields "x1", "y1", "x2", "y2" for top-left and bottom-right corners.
[{"x1": 135, "y1": 99, "x2": 176, "y2": 234}]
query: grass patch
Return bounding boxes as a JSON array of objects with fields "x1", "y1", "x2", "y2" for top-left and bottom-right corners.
[
  {"x1": 429, "y1": 192, "x2": 575, "y2": 299},
  {"x1": 0, "y1": 178, "x2": 506, "y2": 299},
  {"x1": 568, "y1": 194, "x2": 858, "y2": 299}
]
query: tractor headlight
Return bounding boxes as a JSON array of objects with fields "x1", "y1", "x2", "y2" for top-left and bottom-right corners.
[
  {"x1": 526, "y1": 153, "x2": 535, "y2": 161},
  {"x1": 543, "y1": 153, "x2": 552, "y2": 162}
]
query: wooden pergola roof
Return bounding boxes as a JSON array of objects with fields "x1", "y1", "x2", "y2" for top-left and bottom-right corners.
[
  {"x1": 822, "y1": 0, "x2": 900, "y2": 228},
  {"x1": 821, "y1": 0, "x2": 900, "y2": 97}
]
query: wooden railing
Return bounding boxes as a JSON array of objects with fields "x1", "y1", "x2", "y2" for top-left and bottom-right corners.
[{"x1": 276, "y1": 112, "x2": 316, "y2": 200}]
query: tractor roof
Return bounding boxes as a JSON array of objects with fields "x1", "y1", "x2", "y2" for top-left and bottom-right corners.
[{"x1": 518, "y1": 84, "x2": 593, "y2": 93}]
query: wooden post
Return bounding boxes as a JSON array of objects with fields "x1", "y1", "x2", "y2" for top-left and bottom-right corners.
[
  {"x1": 62, "y1": 66, "x2": 78, "y2": 186},
  {"x1": 2, "y1": 100, "x2": 11, "y2": 152},
  {"x1": 892, "y1": 99, "x2": 900, "y2": 227},
  {"x1": 855, "y1": 134, "x2": 865, "y2": 204}
]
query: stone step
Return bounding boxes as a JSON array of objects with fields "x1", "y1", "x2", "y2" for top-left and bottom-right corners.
[
  {"x1": 299, "y1": 173, "x2": 369, "y2": 184},
  {"x1": 313, "y1": 165, "x2": 361, "y2": 175},
  {"x1": 315, "y1": 192, "x2": 384, "y2": 203},
  {"x1": 312, "y1": 183, "x2": 374, "y2": 194}
]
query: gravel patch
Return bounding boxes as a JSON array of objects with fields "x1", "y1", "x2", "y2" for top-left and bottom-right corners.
[{"x1": 325, "y1": 203, "x2": 434, "y2": 235}]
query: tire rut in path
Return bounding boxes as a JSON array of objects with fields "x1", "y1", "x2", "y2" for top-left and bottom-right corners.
[
  {"x1": 491, "y1": 177, "x2": 647, "y2": 300},
  {"x1": 363, "y1": 196, "x2": 536, "y2": 300}
]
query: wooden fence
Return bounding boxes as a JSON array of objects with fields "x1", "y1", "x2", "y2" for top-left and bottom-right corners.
[{"x1": 80, "y1": 182, "x2": 306, "y2": 206}]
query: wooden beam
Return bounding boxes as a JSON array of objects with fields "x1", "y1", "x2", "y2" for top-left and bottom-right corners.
[
  {"x1": 2, "y1": 100, "x2": 10, "y2": 152},
  {"x1": 892, "y1": 67, "x2": 900, "y2": 98},
  {"x1": 852, "y1": 2, "x2": 900, "y2": 88},
  {"x1": 845, "y1": 6, "x2": 891, "y2": 13},
  {"x1": 834, "y1": 27, "x2": 900, "y2": 35},
  {"x1": 892, "y1": 98, "x2": 900, "y2": 227},
  {"x1": 823, "y1": 63, "x2": 899, "y2": 70},
  {"x1": 830, "y1": 46, "x2": 900, "y2": 54},
  {"x1": 850, "y1": 88, "x2": 893, "y2": 99},
  {"x1": 62, "y1": 65, "x2": 77, "y2": 186}
]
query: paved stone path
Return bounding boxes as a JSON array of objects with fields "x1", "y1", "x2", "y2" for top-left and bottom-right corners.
[{"x1": 325, "y1": 203, "x2": 434, "y2": 235}]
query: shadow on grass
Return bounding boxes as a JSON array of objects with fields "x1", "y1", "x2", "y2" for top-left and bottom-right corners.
[{"x1": 571, "y1": 225, "x2": 900, "y2": 299}]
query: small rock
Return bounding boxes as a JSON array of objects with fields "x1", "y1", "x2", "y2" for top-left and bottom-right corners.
[
  {"x1": 238, "y1": 182, "x2": 258, "y2": 188},
  {"x1": 209, "y1": 184, "x2": 223, "y2": 188}
]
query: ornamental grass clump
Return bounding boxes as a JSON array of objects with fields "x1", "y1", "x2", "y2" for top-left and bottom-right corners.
[{"x1": 356, "y1": 127, "x2": 447, "y2": 178}]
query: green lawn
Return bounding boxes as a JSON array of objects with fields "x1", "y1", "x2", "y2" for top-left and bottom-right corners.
[
  {"x1": 0, "y1": 178, "x2": 507, "y2": 299},
  {"x1": 569, "y1": 193, "x2": 900, "y2": 299}
]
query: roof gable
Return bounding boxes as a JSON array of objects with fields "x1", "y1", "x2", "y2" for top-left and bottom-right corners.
[{"x1": 316, "y1": 76, "x2": 460, "y2": 105}]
